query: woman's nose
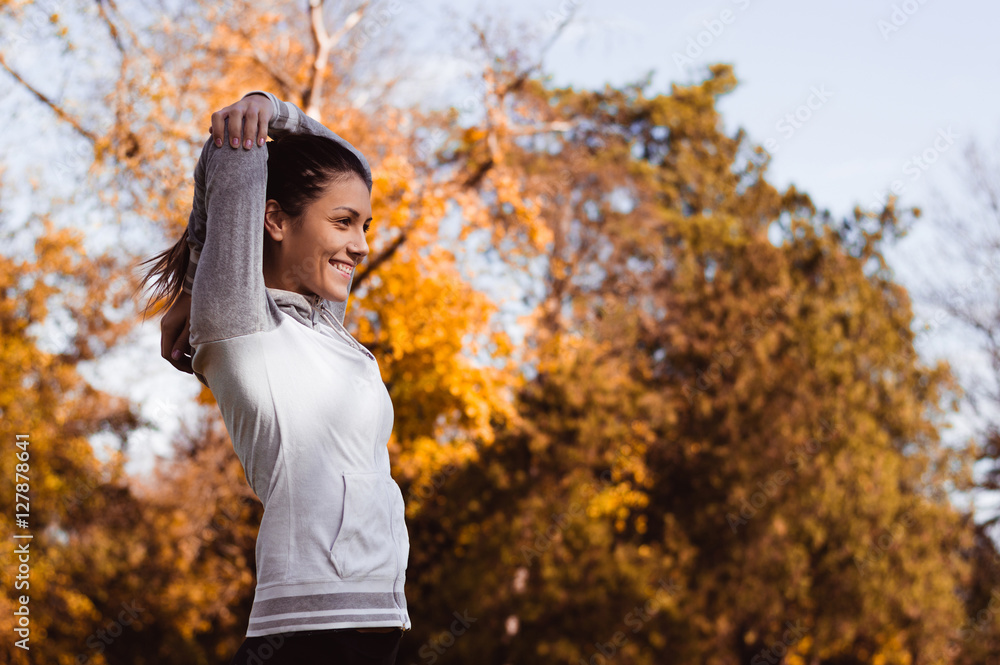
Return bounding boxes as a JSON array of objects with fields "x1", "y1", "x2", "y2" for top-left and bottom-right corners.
[{"x1": 349, "y1": 228, "x2": 369, "y2": 258}]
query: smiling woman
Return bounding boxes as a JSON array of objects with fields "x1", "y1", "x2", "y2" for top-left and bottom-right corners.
[{"x1": 135, "y1": 91, "x2": 410, "y2": 665}]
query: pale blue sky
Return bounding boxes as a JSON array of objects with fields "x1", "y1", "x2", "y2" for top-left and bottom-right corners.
[{"x1": 394, "y1": 0, "x2": 1000, "y2": 220}]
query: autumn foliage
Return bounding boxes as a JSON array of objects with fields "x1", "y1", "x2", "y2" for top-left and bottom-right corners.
[{"x1": 0, "y1": 1, "x2": 995, "y2": 664}]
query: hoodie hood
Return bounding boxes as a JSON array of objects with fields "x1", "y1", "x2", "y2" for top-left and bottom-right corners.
[
  {"x1": 268, "y1": 286, "x2": 348, "y2": 331},
  {"x1": 266, "y1": 279, "x2": 373, "y2": 361}
]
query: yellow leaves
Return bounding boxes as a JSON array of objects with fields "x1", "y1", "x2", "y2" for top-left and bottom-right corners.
[
  {"x1": 868, "y1": 631, "x2": 913, "y2": 665},
  {"x1": 586, "y1": 481, "x2": 650, "y2": 524},
  {"x1": 357, "y1": 244, "x2": 515, "y2": 464},
  {"x1": 785, "y1": 634, "x2": 814, "y2": 665}
]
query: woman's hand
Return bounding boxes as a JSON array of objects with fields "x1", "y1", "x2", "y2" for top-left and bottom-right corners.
[
  {"x1": 210, "y1": 94, "x2": 273, "y2": 150},
  {"x1": 161, "y1": 290, "x2": 193, "y2": 374}
]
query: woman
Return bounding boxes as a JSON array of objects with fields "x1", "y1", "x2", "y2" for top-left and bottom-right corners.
[{"x1": 139, "y1": 91, "x2": 410, "y2": 665}]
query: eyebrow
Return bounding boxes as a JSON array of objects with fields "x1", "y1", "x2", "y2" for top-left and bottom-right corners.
[{"x1": 331, "y1": 206, "x2": 374, "y2": 223}]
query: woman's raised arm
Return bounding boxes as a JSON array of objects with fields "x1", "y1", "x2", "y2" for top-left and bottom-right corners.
[{"x1": 186, "y1": 102, "x2": 274, "y2": 349}]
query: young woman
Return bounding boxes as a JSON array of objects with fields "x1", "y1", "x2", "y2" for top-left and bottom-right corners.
[{"x1": 139, "y1": 91, "x2": 410, "y2": 665}]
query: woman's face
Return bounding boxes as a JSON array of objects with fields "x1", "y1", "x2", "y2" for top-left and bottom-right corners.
[{"x1": 265, "y1": 174, "x2": 372, "y2": 302}]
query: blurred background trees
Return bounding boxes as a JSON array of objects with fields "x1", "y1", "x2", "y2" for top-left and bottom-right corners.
[{"x1": 0, "y1": 1, "x2": 995, "y2": 663}]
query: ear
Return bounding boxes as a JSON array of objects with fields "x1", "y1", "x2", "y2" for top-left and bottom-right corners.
[{"x1": 264, "y1": 200, "x2": 291, "y2": 242}]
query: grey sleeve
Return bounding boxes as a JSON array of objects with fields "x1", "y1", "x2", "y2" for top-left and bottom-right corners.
[{"x1": 187, "y1": 119, "x2": 275, "y2": 346}]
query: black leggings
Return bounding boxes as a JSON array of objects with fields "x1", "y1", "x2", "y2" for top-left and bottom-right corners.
[{"x1": 229, "y1": 628, "x2": 403, "y2": 665}]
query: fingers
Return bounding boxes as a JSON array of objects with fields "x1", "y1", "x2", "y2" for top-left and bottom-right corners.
[
  {"x1": 211, "y1": 110, "x2": 242, "y2": 149},
  {"x1": 242, "y1": 109, "x2": 259, "y2": 149},
  {"x1": 210, "y1": 101, "x2": 269, "y2": 150},
  {"x1": 246, "y1": 94, "x2": 272, "y2": 142},
  {"x1": 171, "y1": 317, "x2": 193, "y2": 374},
  {"x1": 228, "y1": 113, "x2": 242, "y2": 149},
  {"x1": 257, "y1": 110, "x2": 268, "y2": 147},
  {"x1": 161, "y1": 331, "x2": 192, "y2": 373},
  {"x1": 161, "y1": 316, "x2": 178, "y2": 365},
  {"x1": 160, "y1": 304, "x2": 194, "y2": 374},
  {"x1": 210, "y1": 109, "x2": 227, "y2": 148},
  {"x1": 169, "y1": 350, "x2": 193, "y2": 374}
]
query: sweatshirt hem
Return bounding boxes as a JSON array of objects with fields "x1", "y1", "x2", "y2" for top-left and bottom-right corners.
[{"x1": 246, "y1": 578, "x2": 411, "y2": 638}]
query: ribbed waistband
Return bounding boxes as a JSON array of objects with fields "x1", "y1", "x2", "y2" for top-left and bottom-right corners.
[{"x1": 246, "y1": 579, "x2": 410, "y2": 638}]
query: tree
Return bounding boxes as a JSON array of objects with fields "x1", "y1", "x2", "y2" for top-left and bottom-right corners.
[
  {"x1": 404, "y1": 53, "x2": 977, "y2": 663},
  {"x1": 0, "y1": 212, "x2": 140, "y2": 663}
]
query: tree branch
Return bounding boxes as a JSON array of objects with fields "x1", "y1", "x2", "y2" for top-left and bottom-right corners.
[
  {"x1": 0, "y1": 53, "x2": 97, "y2": 143},
  {"x1": 353, "y1": 230, "x2": 408, "y2": 290},
  {"x1": 303, "y1": 0, "x2": 368, "y2": 120},
  {"x1": 209, "y1": 42, "x2": 299, "y2": 98}
]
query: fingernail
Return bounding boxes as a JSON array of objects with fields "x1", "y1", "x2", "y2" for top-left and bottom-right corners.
[
  {"x1": 215, "y1": 138, "x2": 222, "y2": 147},
  {"x1": 172, "y1": 350, "x2": 181, "y2": 360},
  {"x1": 245, "y1": 139, "x2": 252, "y2": 148},
  {"x1": 258, "y1": 137, "x2": 265, "y2": 146},
  {"x1": 231, "y1": 137, "x2": 239, "y2": 147}
]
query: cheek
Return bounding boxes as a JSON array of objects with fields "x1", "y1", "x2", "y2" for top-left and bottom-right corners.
[{"x1": 286, "y1": 240, "x2": 322, "y2": 275}]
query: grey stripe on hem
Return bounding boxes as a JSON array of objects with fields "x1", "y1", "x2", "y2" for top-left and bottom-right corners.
[
  {"x1": 252, "y1": 592, "x2": 398, "y2": 617},
  {"x1": 250, "y1": 613, "x2": 403, "y2": 631}
]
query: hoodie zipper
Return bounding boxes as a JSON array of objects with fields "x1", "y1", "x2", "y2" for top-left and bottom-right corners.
[
  {"x1": 312, "y1": 297, "x2": 374, "y2": 361},
  {"x1": 312, "y1": 297, "x2": 407, "y2": 629}
]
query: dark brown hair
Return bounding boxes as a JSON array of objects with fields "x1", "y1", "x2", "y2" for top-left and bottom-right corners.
[{"x1": 136, "y1": 133, "x2": 370, "y2": 317}]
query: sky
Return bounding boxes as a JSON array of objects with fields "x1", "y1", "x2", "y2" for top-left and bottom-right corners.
[
  {"x1": 391, "y1": 0, "x2": 999, "y2": 220},
  {"x1": 7, "y1": 0, "x2": 998, "y2": 514}
]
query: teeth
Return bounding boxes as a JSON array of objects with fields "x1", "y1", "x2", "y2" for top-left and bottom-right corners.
[{"x1": 330, "y1": 260, "x2": 352, "y2": 274}]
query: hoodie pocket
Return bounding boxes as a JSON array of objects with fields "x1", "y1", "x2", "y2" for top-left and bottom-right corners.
[{"x1": 330, "y1": 471, "x2": 397, "y2": 580}]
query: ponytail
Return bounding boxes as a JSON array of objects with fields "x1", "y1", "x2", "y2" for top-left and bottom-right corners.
[{"x1": 134, "y1": 233, "x2": 189, "y2": 318}]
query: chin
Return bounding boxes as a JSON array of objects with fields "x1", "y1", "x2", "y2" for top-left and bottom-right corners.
[{"x1": 317, "y1": 285, "x2": 349, "y2": 302}]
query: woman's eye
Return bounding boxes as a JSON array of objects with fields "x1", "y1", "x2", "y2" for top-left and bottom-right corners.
[{"x1": 363, "y1": 224, "x2": 371, "y2": 234}]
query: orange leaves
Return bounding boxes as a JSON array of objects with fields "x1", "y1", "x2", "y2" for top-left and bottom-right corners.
[{"x1": 357, "y1": 249, "x2": 514, "y2": 461}]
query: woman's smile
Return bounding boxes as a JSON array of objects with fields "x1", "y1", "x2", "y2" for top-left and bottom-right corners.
[{"x1": 329, "y1": 259, "x2": 354, "y2": 278}]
